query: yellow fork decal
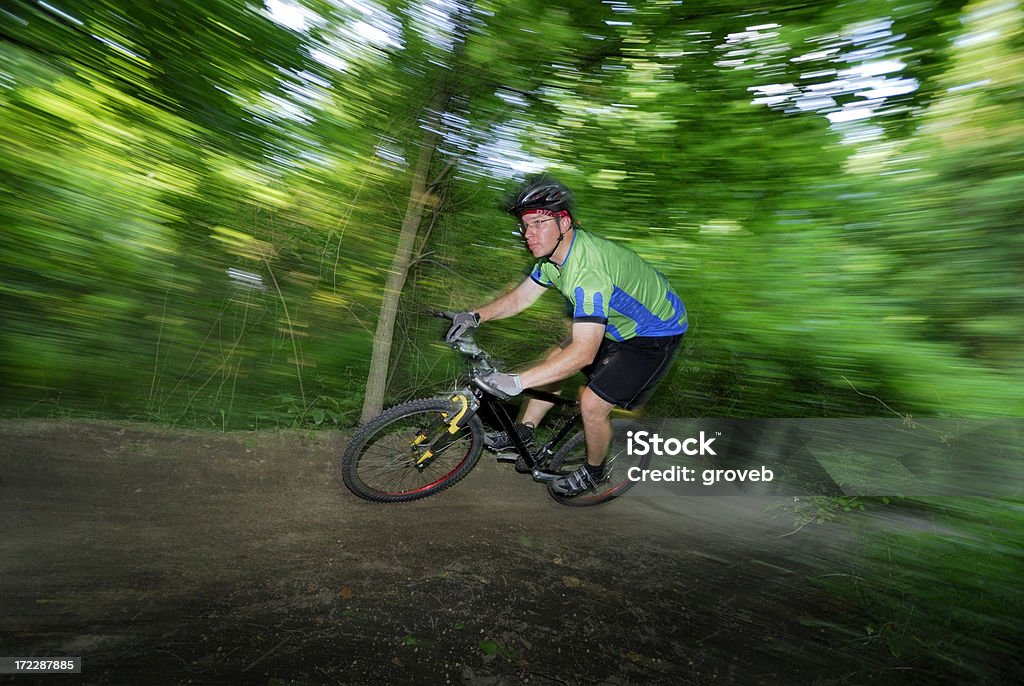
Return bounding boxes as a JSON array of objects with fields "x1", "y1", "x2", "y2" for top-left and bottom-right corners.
[
  {"x1": 445, "y1": 394, "x2": 469, "y2": 434},
  {"x1": 414, "y1": 395, "x2": 469, "y2": 465}
]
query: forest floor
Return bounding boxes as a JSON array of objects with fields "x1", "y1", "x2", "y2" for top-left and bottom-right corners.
[{"x1": 0, "y1": 419, "x2": 959, "y2": 685}]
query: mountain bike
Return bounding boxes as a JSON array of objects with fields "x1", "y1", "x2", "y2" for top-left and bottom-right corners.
[{"x1": 341, "y1": 313, "x2": 651, "y2": 506}]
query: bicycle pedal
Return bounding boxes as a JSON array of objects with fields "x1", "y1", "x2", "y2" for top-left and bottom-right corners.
[{"x1": 494, "y1": 453, "x2": 519, "y2": 463}]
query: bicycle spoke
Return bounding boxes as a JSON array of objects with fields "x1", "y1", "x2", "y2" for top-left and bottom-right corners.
[{"x1": 349, "y1": 410, "x2": 477, "y2": 497}]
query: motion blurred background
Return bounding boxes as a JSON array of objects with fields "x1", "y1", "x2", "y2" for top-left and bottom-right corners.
[
  {"x1": 1, "y1": 1, "x2": 1022, "y2": 680},
  {"x1": 1, "y1": 0, "x2": 1020, "y2": 425}
]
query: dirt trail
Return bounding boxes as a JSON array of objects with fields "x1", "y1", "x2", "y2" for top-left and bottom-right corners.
[{"x1": 1, "y1": 420, "x2": 911, "y2": 685}]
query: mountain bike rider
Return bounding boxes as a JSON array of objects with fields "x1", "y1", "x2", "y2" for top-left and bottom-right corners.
[{"x1": 445, "y1": 174, "x2": 687, "y2": 496}]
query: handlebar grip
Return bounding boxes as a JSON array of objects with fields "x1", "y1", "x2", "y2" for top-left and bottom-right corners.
[{"x1": 471, "y1": 374, "x2": 511, "y2": 400}]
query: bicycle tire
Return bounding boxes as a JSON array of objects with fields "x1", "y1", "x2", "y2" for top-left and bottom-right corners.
[
  {"x1": 342, "y1": 396, "x2": 485, "y2": 503},
  {"x1": 546, "y1": 418, "x2": 651, "y2": 507}
]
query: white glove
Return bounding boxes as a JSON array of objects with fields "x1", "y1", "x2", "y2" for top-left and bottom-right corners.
[
  {"x1": 445, "y1": 311, "x2": 480, "y2": 343},
  {"x1": 477, "y1": 371, "x2": 523, "y2": 399}
]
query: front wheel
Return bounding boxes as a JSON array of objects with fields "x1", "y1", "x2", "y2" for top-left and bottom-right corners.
[
  {"x1": 547, "y1": 418, "x2": 651, "y2": 507},
  {"x1": 342, "y1": 397, "x2": 484, "y2": 503}
]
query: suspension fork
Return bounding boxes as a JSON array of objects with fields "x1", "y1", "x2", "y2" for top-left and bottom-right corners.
[{"x1": 411, "y1": 391, "x2": 479, "y2": 470}]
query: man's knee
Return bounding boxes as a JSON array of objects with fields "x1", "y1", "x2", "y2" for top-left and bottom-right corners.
[{"x1": 580, "y1": 387, "x2": 614, "y2": 423}]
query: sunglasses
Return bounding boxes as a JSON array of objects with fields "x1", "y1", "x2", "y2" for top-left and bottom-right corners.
[{"x1": 516, "y1": 216, "x2": 558, "y2": 235}]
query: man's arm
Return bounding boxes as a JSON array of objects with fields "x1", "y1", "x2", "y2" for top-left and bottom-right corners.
[
  {"x1": 475, "y1": 277, "x2": 547, "y2": 323},
  {"x1": 518, "y1": 322, "x2": 605, "y2": 389}
]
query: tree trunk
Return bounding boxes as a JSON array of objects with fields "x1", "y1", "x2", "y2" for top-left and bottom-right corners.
[{"x1": 359, "y1": 100, "x2": 443, "y2": 423}]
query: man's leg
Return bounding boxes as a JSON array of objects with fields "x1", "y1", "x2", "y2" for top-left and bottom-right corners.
[
  {"x1": 487, "y1": 345, "x2": 562, "y2": 452},
  {"x1": 552, "y1": 335, "x2": 682, "y2": 495},
  {"x1": 519, "y1": 345, "x2": 564, "y2": 427},
  {"x1": 550, "y1": 387, "x2": 616, "y2": 496},
  {"x1": 520, "y1": 398, "x2": 554, "y2": 429},
  {"x1": 580, "y1": 386, "x2": 615, "y2": 467}
]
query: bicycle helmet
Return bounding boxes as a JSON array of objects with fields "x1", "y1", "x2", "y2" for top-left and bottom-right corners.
[{"x1": 506, "y1": 174, "x2": 573, "y2": 217}]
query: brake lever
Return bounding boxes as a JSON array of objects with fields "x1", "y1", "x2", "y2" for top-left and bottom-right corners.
[
  {"x1": 452, "y1": 338, "x2": 482, "y2": 355},
  {"x1": 470, "y1": 372, "x2": 511, "y2": 400}
]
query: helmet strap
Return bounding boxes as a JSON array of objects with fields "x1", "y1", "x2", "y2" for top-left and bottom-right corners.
[{"x1": 543, "y1": 217, "x2": 571, "y2": 264}]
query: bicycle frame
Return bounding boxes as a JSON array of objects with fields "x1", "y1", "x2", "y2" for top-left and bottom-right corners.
[
  {"x1": 469, "y1": 384, "x2": 581, "y2": 482},
  {"x1": 437, "y1": 312, "x2": 585, "y2": 482}
]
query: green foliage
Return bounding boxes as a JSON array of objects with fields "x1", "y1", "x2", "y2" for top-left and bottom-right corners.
[
  {"x1": 1, "y1": 0, "x2": 1022, "y2": 425},
  {"x1": 818, "y1": 498, "x2": 1024, "y2": 679},
  {"x1": 773, "y1": 496, "x2": 868, "y2": 529},
  {"x1": 477, "y1": 638, "x2": 515, "y2": 659},
  {"x1": 264, "y1": 393, "x2": 359, "y2": 429}
]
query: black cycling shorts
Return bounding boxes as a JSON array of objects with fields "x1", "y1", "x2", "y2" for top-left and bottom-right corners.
[{"x1": 573, "y1": 334, "x2": 683, "y2": 410}]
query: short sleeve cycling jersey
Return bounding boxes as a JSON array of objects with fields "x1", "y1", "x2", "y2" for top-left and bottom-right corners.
[{"x1": 529, "y1": 229, "x2": 687, "y2": 341}]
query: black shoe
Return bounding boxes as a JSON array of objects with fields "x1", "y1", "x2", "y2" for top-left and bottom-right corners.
[
  {"x1": 485, "y1": 423, "x2": 534, "y2": 452},
  {"x1": 551, "y1": 464, "x2": 607, "y2": 497}
]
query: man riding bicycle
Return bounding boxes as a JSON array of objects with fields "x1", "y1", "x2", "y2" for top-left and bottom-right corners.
[{"x1": 445, "y1": 175, "x2": 687, "y2": 496}]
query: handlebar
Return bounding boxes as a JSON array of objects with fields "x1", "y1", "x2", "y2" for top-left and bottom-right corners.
[{"x1": 432, "y1": 310, "x2": 497, "y2": 376}]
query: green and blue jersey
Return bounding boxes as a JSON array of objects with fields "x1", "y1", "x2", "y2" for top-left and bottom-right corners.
[{"x1": 530, "y1": 229, "x2": 687, "y2": 341}]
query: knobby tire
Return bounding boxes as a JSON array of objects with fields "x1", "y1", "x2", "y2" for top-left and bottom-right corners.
[{"x1": 342, "y1": 397, "x2": 484, "y2": 503}]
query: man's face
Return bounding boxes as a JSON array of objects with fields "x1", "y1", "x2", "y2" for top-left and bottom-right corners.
[{"x1": 519, "y1": 211, "x2": 565, "y2": 257}]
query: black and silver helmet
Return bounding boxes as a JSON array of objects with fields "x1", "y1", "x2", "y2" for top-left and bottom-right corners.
[{"x1": 506, "y1": 174, "x2": 573, "y2": 217}]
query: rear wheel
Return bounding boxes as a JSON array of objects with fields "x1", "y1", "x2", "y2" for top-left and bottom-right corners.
[
  {"x1": 342, "y1": 397, "x2": 484, "y2": 503},
  {"x1": 546, "y1": 418, "x2": 650, "y2": 507}
]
